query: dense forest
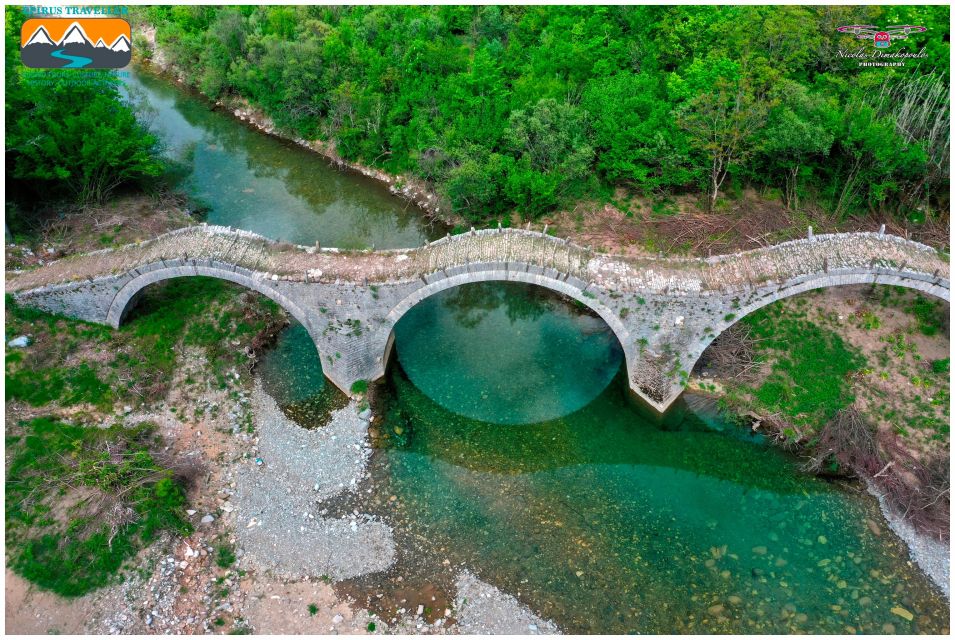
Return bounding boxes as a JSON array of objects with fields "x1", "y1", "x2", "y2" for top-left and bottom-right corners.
[
  {"x1": 135, "y1": 5, "x2": 950, "y2": 225},
  {"x1": 5, "y1": 8, "x2": 164, "y2": 231}
]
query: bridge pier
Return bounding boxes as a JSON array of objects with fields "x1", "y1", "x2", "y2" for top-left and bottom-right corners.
[{"x1": 7, "y1": 226, "x2": 949, "y2": 414}]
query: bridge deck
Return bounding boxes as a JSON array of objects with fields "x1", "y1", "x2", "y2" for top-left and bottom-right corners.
[{"x1": 6, "y1": 225, "x2": 949, "y2": 296}]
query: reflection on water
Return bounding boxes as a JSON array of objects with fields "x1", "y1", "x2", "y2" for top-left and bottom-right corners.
[
  {"x1": 122, "y1": 67, "x2": 441, "y2": 249},
  {"x1": 260, "y1": 282, "x2": 948, "y2": 633},
  {"x1": 257, "y1": 322, "x2": 347, "y2": 427},
  {"x1": 395, "y1": 283, "x2": 623, "y2": 424}
]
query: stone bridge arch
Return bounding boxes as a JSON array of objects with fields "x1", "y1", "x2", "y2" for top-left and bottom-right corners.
[
  {"x1": 673, "y1": 269, "x2": 951, "y2": 409},
  {"x1": 105, "y1": 259, "x2": 330, "y2": 364},
  {"x1": 8, "y1": 225, "x2": 949, "y2": 412},
  {"x1": 376, "y1": 265, "x2": 633, "y2": 376}
]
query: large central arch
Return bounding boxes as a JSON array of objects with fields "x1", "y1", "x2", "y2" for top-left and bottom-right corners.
[{"x1": 379, "y1": 266, "x2": 633, "y2": 378}]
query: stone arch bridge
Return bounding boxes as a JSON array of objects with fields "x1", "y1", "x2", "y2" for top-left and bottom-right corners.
[{"x1": 7, "y1": 225, "x2": 949, "y2": 412}]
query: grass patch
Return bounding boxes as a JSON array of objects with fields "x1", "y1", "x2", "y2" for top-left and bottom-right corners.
[
  {"x1": 215, "y1": 542, "x2": 237, "y2": 569},
  {"x1": 733, "y1": 303, "x2": 866, "y2": 430},
  {"x1": 5, "y1": 278, "x2": 286, "y2": 411},
  {"x1": 906, "y1": 296, "x2": 947, "y2": 336},
  {"x1": 350, "y1": 379, "x2": 369, "y2": 395},
  {"x1": 5, "y1": 417, "x2": 191, "y2": 597}
]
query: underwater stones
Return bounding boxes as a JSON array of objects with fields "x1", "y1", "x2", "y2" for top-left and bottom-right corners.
[{"x1": 890, "y1": 606, "x2": 914, "y2": 621}]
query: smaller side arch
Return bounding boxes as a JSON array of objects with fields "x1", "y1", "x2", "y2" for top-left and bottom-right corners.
[
  {"x1": 105, "y1": 261, "x2": 336, "y2": 381},
  {"x1": 683, "y1": 270, "x2": 951, "y2": 392}
]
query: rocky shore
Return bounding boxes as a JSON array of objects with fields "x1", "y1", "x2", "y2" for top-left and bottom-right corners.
[
  {"x1": 867, "y1": 480, "x2": 950, "y2": 600},
  {"x1": 234, "y1": 380, "x2": 559, "y2": 633},
  {"x1": 235, "y1": 382, "x2": 396, "y2": 580}
]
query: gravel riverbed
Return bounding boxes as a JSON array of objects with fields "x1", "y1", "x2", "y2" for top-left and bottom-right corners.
[
  {"x1": 454, "y1": 571, "x2": 560, "y2": 635},
  {"x1": 235, "y1": 380, "x2": 560, "y2": 633},
  {"x1": 867, "y1": 480, "x2": 950, "y2": 600},
  {"x1": 235, "y1": 382, "x2": 396, "y2": 580}
]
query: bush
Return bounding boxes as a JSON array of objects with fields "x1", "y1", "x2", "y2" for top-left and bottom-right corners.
[{"x1": 5, "y1": 418, "x2": 191, "y2": 596}]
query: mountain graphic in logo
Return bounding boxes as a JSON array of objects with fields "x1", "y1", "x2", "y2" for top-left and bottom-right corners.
[{"x1": 21, "y1": 18, "x2": 131, "y2": 69}]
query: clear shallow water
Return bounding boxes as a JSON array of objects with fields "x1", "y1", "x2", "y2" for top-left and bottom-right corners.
[
  {"x1": 260, "y1": 282, "x2": 948, "y2": 634},
  {"x1": 257, "y1": 322, "x2": 347, "y2": 426},
  {"x1": 121, "y1": 67, "x2": 440, "y2": 248}
]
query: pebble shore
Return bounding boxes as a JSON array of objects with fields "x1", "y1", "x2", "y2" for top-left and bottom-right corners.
[
  {"x1": 235, "y1": 382, "x2": 396, "y2": 580},
  {"x1": 867, "y1": 480, "x2": 950, "y2": 600}
]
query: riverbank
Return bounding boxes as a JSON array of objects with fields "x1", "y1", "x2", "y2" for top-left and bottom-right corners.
[
  {"x1": 4, "y1": 235, "x2": 561, "y2": 632},
  {"x1": 5, "y1": 192, "x2": 195, "y2": 270},
  {"x1": 692, "y1": 284, "x2": 950, "y2": 597},
  {"x1": 867, "y1": 480, "x2": 950, "y2": 600},
  {"x1": 134, "y1": 26, "x2": 459, "y2": 232},
  {"x1": 544, "y1": 190, "x2": 950, "y2": 259}
]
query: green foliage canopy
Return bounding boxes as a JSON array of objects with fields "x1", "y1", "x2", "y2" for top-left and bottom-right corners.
[{"x1": 128, "y1": 5, "x2": 948, "y2": 224}]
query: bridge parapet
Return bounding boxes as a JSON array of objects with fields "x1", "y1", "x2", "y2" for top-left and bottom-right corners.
[
  {"x1": 6, "y1": 225, "x2": 949, "y2": 413},
  {"x1": 6, "y1": 225, "x2": 948, "y2": 297}
]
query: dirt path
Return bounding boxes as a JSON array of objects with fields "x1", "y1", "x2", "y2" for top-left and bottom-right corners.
[{"x1": 5, "y1": 570, "x2": 94, "y2": 635}]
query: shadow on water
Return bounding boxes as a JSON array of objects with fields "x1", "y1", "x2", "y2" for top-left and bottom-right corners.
[
  {"x1": 256, "y1": 322, "x2": 348, "y2": 427},
  {"x1": 375, "y1": 364, "x2": 813, "y2": 494},
  {"x1": 359, "y1": 282, "x2": 948, "y2": 634},
  {"x1": 256, "y1": 255, "x2": 948, "y2": 634}
]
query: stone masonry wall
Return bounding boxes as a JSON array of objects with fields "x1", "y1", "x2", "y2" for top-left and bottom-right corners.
[{"x1": 8, "y1": 226, "x2": 950, "y2": 412}]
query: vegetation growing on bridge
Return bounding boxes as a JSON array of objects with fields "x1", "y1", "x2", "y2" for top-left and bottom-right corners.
[{"x1": 135, "y1": 5, "x2": 948, "y2": 226}]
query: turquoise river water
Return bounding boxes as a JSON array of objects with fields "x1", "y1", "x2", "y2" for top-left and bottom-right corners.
[
  {"x1": 126, "y1": 67, "x2": 949, "y2": 634},
  {"x1": 123, "y1": 67, "x2": 439, "y2": 248}
]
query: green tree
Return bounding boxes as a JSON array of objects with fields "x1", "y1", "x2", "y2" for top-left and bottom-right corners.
[
  {"x1": 582, "y1": 71, "x2": 692, "y2": 192},
  {"x1": 503, "y1": 98, "x2": 593, "y2": 216},
  {"x1": 7, "y1": 74, "x2": 163, "y2": 205},
  {"x1": 673, "y1": 60, "x2": 767, "y2": 210},
  {"x1": 132, "y1": 4, "x2": 950, "y2": 225},
  {"x1": 761, "y1": 81, "x2": 837, "y2": 210}
]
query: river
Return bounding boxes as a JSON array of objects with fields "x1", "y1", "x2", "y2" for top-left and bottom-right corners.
[
  {"x1": 122, "y1": 66, "x2": 440, "y2": 249},
  {"x1": 125, "y1": 66, "x2": 949, "y2": 634}
]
